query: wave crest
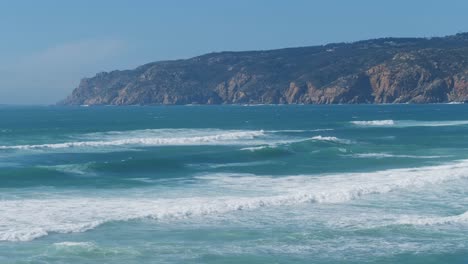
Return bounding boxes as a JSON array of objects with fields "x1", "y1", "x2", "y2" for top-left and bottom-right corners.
[
  {"x1": 3, "y1": 159, "x2": 468, "y2": 242},
  {"x1": 397, "y1": 211, "x2": 468, "y2": 226},
  {"x1": 351, "y1": 153, "x2": 444, "y2": 159},
  {"x1": 0, "y1": 130, "x2": 265, "y2": 150},
  {"x1": 310, "y1": 135, "x2": 351, "y2": 144},
  {"x1": 351, "y1": 119, "x2": 468, "y2": 127},
  {"x1": 351, "y1": 120, "x2": 395, "y2": 126}
]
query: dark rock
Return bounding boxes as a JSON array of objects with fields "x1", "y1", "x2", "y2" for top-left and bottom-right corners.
[{"x1": 60, "y1": 33, "x2": 468, "y2": 105}]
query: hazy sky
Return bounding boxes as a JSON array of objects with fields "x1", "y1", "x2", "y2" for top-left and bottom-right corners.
[{"x1": 0, "y1": 0, "x2": 467, "y2": 104}]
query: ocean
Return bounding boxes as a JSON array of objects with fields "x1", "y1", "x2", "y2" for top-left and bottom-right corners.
[{"x1": 1, "y1": 104, "x2": 468, "y2": 263}]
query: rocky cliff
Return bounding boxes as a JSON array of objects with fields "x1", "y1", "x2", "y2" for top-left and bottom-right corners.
[{"x1": 61, "y1": 33, "x2": 468, "y2": 105}]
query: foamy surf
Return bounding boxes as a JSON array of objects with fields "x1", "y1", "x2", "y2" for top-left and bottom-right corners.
[
  {"x1": 240, "y1": 145, "x2": 271, "y2": 151},
  {"x1": 3, "y1": 159, "x2": 468, "y2": 242},
  {"x1": 53, "y1": 241, "x2": 95, "y2": 248},
  {"x1": 268, "y1": 129, "x2": 334, "y2": 133},
  {"x1": 0, "y1": 130, "x2": 266, "y2": 150},
  {"x1": 310, "y1": 135, "x2": 351, "y2": 144},
  {"x1": 39, "y1": 163, "x2": 93, "y2": 175},
  {"x1": 351, "y1": 153, "x2": 445, "y2": 159},
  {"x1": 239, "y1": 135, "x2": 351, "y2": 152},
  {"x1": 397, "y1": 211, "x2": 468, "y2": 226},
  {"x1": 5, "y1": 102, "x2": 468, "y2": 263},
  {"x1": 0, "y1": 128, "x2": 346, "y2": 152},
  {"x1": 351, "y1": 120, "x2": 395, "y2": 126},
  {"x1": 352, "y1": 119, "x2": 468, "y2": 127}
]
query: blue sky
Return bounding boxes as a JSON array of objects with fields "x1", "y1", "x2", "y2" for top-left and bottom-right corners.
[{"x1": 0, "y1": 0, "x2": 467, "y2": 104}]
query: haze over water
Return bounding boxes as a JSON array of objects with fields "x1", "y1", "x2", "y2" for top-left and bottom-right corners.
[{"x1": 1, "y1": 104, "x2": 468, "y2": 263}]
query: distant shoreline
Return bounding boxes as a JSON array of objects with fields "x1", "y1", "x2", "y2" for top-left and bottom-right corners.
[{"x1": 62, "y1": 33, "x2": 468, "y2": 106}]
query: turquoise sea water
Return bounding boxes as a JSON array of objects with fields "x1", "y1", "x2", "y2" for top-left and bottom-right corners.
[{"x1": 1, "y1": 104, "x2": 468, "y2": 263}]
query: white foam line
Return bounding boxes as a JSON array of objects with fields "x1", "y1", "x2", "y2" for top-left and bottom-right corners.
[
  {"x1": 351, "y1": 153, "x2": 445, "y2": 159},
  {"x1": 351, "y1": 120, "x2": 395, "y2": 126},
  {"x1": 39, "y1": 164, "x2": 92, "y2": 175},
  {"x1": 351, "y1": 119, "x2": 468, "y2": 127},
  {"x1": 397, "y1": 211, "x2": 468, "y2": 226},
  {"x1": 0, "y1": 130, "x2": 265, "y2": 150},
  {"x1": 3, "y1": 159, "x2": 468, "y2": 242},
  {"x1": 53, "y1": 241, "x2": 95, "y2": 248},
  {"x1": 268, "y1": 129, "x2": 334, "y2": 133},
  {"x1": 240, "y1": 146, "x2": 271, "y2": 151},
  {"x1": 310, "y1": 135, "x2": 351, "y2": 144}
]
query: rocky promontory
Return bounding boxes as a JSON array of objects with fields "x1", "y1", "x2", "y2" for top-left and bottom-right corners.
[{"x1": 61, "y1": 33, "x2": 468, "y2": 105}]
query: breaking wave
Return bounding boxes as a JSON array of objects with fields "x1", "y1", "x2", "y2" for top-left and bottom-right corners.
[
  {"x1": 269, "y1": 129, "x2": 334, "y2": 133},
  {"x1": 239, "y1": 135, "x2": 351, "y2": 153},
  {"x1": 0, "y1": 130, "x2": 266, "y2": 150},
  {"x1": 240, "y1": 146, "x2": 271, "y2": 151},
  {"x1": 53, "y1": 241, "x2": 95, "y2": 248},
  {"x1": 397, "y1": 211, "x2": 468, "y2": 226},
  {"x1": 351, "y1": 153, "x2": 445, "y2": 159},
  {"x1": 351, "y1": 120, "x2": 395, "y2": 126},
  {"x1": 310, "y1": 136, "x2": 351, "y2": 144},
  {"x1": 352, "y1": 119, "x2": 468, "y2": 127},
  {"x1": 0, "y1": 128, "x2": 343, "y2": 151},
  {"x1": 40, "y1": 163, "x2": 92, "y2": 175},
  {"x1": 3, "y1": 159, "x2": 468, "y2": 242},
  {"x1": 0, "y1": 128, "x2": 349, "y2": 152}
]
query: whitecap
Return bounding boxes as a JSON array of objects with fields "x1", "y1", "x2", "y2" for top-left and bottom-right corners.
[
  {"x1": 53, "y1": 241, "x2": 95, "y2": 248},
  {"x1": 202, "y1": 161, "x2": 273, "y2": 169},
  {"x1": 0, "y1": 130, "x2": 266, "y2": 150},
  {"x1": 268, "y1": 129, "x2": 334, "y2": 133},
  {"x1": 397, "y1": 211, "x2": 468, "y2": 226},
  {"x1": 3, "y1": 159, "x2": 468, "y2": 241},
  {"x1": 351, "y1": 120, "x2": 395, "y2": 126},
  {"x1": 351, "y1": 153, "x2": 444, "y2": 159},
  {"x1": 39, "y1": 163, "x2": 92, "y2": 175},
  {"x1": 310, "y1": 135, "x2": 351, "y2": 144},
  {"x1": 351, "y1": 119, "x2": 468, "y2": 127},
  {"x1": 240, "y1": 146, "x2": 271, "y2": 151}
]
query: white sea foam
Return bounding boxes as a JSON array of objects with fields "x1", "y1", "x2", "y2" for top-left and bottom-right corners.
[
  {"x1": 408, "y1": 120, "x2": 468, "y2": 127},
  {"x1": 351, "y1": 120, "x2": 395, "y2": 126},
  {"x1": 352, "y1": 119, "x2": 468, "y2": 127},
  {"x1": 239, "y1": 138, "x2": 311, "y2": 152},
  {"x1": 310, "y1": 135, "x2": 351, "y2": 144},
  {"x1": 269, "y1": 129, "x2": 308, "y2": 133},
  {"x1": 51, "y1": 241, "x2": 140, "y2": 256},
  {"x1": 269, "y1": 129, "x2": 334, "y2": 133},
  {"x1": 240, "y1": 135, "x2": 348, "y2": 151},
  {"x1": 0, "y1": 128, "x2": 340, "y2": 151},
  {"x1": 203, "y1": 161, "x2": 273, "y2": 169},
  {"x1": 240, "y1": 146, "x2": 271, "y2": 151},
  {"x1": 53, "y1": 241, "x2": 95, "y2": 248},
  {"x1": 351, "y1": 153, "x2": 444, "y2": 159},
  {"x1": 397, "y1": 211, "x2": 468, "y2": 226},
  {"x1": 40, "y1": 163, "x2": 92, "y2": 175},
  {"x1": 0, "y1": 130, "x2": 266, "y2": 150},
  {"x1": 311, "y1": 128, "x2": 335, "y2": 132},
  {"x1": 3, "y1": 159, "x2": 468, "y2": 242}
]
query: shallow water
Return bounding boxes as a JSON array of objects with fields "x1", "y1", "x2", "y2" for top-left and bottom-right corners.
[{"x1": 1, "y1": 104, "x2": 468, "y2": 263}]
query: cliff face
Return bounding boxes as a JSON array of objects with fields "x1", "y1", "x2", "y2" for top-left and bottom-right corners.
[{"x1": 61, "y1": 33, "x2": 468, "y2": 105}]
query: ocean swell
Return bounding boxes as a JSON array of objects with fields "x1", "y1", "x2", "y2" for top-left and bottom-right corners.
[
  {"x1": 0, "y1": 130, "x2": 266, "y2": 150},
  {"x1": 351, "y1": 119, "x2": 468, "y2": 127},
  {"x1": 2, "y1": 159, "x2": 468, "y2": 242},
  {"x1": 351, "y1": 120, "x2": 395, "y2": 126},
  {"x1": 350, "y1": 153, "x2": 444, "y2": 159},
  {"x1": 310, "y1": 135, "x2": 351, "y2": 144},
  {"x1": 397, "y1": 211, "x2": 468, "y2": 226}
]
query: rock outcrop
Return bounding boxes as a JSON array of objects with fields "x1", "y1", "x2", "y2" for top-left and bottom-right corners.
[{"x1": 61, "y1": 33, "x2": 468, "y2": 105}]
